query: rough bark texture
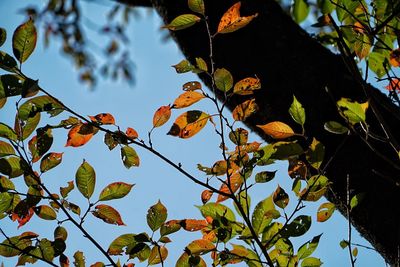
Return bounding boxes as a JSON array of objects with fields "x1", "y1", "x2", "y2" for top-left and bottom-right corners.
[{"x1": 138, "y1": 0, "x2": 400, "y2": 264}]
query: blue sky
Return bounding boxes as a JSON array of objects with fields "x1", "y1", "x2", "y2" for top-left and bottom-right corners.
[{"x1": 0, "y1": 1, "x2": 387, "y2": 266}]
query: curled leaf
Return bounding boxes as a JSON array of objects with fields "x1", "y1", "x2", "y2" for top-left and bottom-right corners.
[{"x1": 217, "y1": 2, "x2": 258, "y2": 34}]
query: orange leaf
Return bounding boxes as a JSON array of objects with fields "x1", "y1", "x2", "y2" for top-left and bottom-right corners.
[
  {"x1": 232, "y1": 98, "x2": 258, "y2": 121},
  {"x1": 257, "y1": 121, "x2": 295, "y2": 139},
  {"x1": 167, "y1": 110, "x2": 209, "y2": 138},
  {"x1": 182, "y1": 81, "x2": 202, "y2": 91},
  {"x1": 233, "y1": 77, "x2": 261, "y2": 95},
  {"x1": 217, "y1": 172, "x2": 243, "y2": 203},
  {"x1": 89, "y1": 113, "x2": 115, "y2": 125},
  {"x1": 389, "y1": 49, "x2": 400, "y2": 67},
  {"x1": 201, "y1": 190, "x2": 213, "y2": 204},
  {"x1": 59, "y1": 254, "x2": 70, "y2": 267},
  {"x1": 125, "y1": 127, "x2": 138, "y2": 139},
  {"x1": 153, "y1": 105, "x2": 171, "y2": 128},
  {"x1": 173, "y1": 91, "x2": 205, "y2": 109},
  {"x1": 317, "y1": 202, "x2": 335, "y2": 222},
  {"x1": 181, "y1": 219, "x2": 208, "y2": 231},
  {"x1": 217, "y1": 2, "x2": 258, "y2": 34},
  {"x1": 65, "y1": 123, "x2": 96, "y2": 147},
  {"x1": 12, "y1": 208, "x2": 34, "y2": 228},
  {"x1": 385, "y1": 79, "x2": 400, "y2": 92}
]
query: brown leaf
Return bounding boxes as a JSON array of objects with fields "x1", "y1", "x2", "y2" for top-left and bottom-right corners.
[{"x1": 232, "y1": 99, "x2": 258, "y2": 121}]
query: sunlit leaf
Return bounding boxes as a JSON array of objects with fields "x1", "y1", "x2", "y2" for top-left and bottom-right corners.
[
  {"x1": 186, "y1": 239, "x2": 215, "y2": 255},
  {"x1": 0, "y1": 232, "x2": 32, "y2": 257},
  {"x1": 0, "y1": 192, "x2": 13, "y2": 213},
  {"x1": 75, "y1": 160, "x2": 96, "y2": 199},
  {"x1": 121, "y1": 145, "x2": 140, "y2": 168},
  {"x1": 153, "y1": 105, "x2": 171, "y2": 128},
  {"x1": 188, "y1": 0, "x2": 205, "y2": 15},
  {"x1": 0, "y1": 176, "x2": 15, "y2": 191},
  {"x1": 12, "y1": 19, "x2": 37, "y2": 63},
  {"x1": 389, "y1": 49, "x2": 400, "y2": 67},
  {"x1": 232, "y1": 98, "x2": 258, "y2": 121},
  {"x1": 160, "y1": 220, "x2": 182, "y2": 236},
  {"x1": 229, "y1": 128, "x2": 248, "y2": 145},
  {"x1": 176, "y1": 252, "x2": 207, "y2": 267},
  {"x1": 126, "y1": 127, "x2": 138, "y2": 139},
  {"x1": 301, "y1": 257, "x2": 322, "y2": 267},
  {"x1": 0, "y1": 156, "x2": 24, "y2": 178},
  {"x1": 54, "y1": 226, "x2": 68, "y2": 241},
  {"x1": 217, "y1": 172, "x2": 243, "y2": 202},
  {"x1": 73, "y1": 251, "x2": 85, "y2": 267},
  {"x1": 18, "y1": 95, "x2": 63, "y2": 121},
  {"x1": 273, "y1": 185, "x2": 289, "y2": 209},
  {"x1": 167, "y1": 110, "x2": 209, "y2": 138},
  {"x1": 317, "y1": 202, "x2": 335, "y2": 222},
  {"x1": 173, "y1": 91, "x2": 205, "y2": 109},
  {"x1": 148, "y1": 246, "x2": 168, "y2": 265},
  {"x1": 197, "y1": 202, "x2": 236, "y2": 221},
  {"x1": 292, "y1": 0, "x2": 310, "y2": 23},
  {"x1": 92, "y1": 204, "x2": 125, "y2": 226},
  {"x1": 233, "y1": 77, "x2": 261, "y2": 95},
  {"x1": 34, "y1": 205, "x2": 57, "y2": 220},
  {"x1": 234, "y1": 190, "x2": 251, "y2": 218},
  {"x1": 217, "y1": 2, "x2": 258, "y2": 34},
  {"x1": 257, "y1": 121, "x2": 295, "y2": 139},
  {"x1": 214, "y1": 68, "x2": 233, "y2": 92},
  {"x1": 65, "y1": 123, "x2": 96, "y2": 147},
  {"x1": 0, "y1": 123, "x2": 18, "y2": 141},
  {"x1": 306, "y1": 138, "x2": 324, "y2": 170},
  {"x1": 147, "y1": 200, "x2": 167, "y2": 231},
  {"x1": 108, "y1": 234, "x2": 136, "y2": 255},
  {"x1": 201, "y1": 189, "x2": 213, "y2": 204},
  {"x1": 337, "y1": 98, "x2": 368, "y2": 125},
  {"x1": 15, "y1": 112, "x2": 40, "y2": 140},
  {"x1": 350, "y1": 192, "x2": 365, "y2": 210},
  {"x1": 300, "y1": 175, "x2": 330, "y2": 201},
  {"x1": 163, "y1": 14, "x2": 201, "y2": 31},
  {"x1": 0, "y1": 140, "x2": 15, "y2": 157},
  {"x1": 252, "y1": 196, "x2": 277, "y2": 234},
  {"x1": 98, "y1": 182, "x2": 134, "y2": 201},
  {"x1": 40, "y1": 152, "x2": 63, "y2": 173},
  {"x1": 262, "y1": 222, "x2": 283, "y2": 248},
  {"x1": 89, "y1": 113, "x2": 115, "y2": 125},
  {"x1": 289, "y1": 95, "x2": 306, "y2": 126},
  {"x1": 172, "y1": 59, "x2": 195, "y2": 73},
  {"x1": 298, "y1": 234, "x2": 322, "y2": 259},
  {"x1": 195, "y1": 57, "x2": 207, "y2": 72}
]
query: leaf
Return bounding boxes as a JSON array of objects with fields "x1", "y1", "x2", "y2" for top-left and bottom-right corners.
[
  {"x1": 301, "y1": 257, "x2": 323, "y2": 267},
  {"x1": 34, "y1": 205, "x2": 57, "y2": 220},
  {"x1": 29, "y1": 128, "x2": 53, "y2": 163},
  {"x1": 18, "y1": 95, "x2": 63, "y2": 121},
  {"x1": 40, "y1": 152, "x2": 63, "y2": 173},
  {"x1": 0, "y1": 123, "x2": 18, "y2": 141},
  {"x1": 182, "y1": 81, "x2": 202, "y2": 91},
  {"x1": 181, "y1": 219, "x2": 208, "y2": 232},
  {"x1": 172, "y1": 59, "x2": 195, "y2": 73},
  {"x1": 195, "y1": 57, "x2": 208, "y2": 72},
  {"x1": 73, "y1": 251, "x2": 85, "y2": 267},
  {"x1": 289, "y1": 95, "x2": 306, "y2": 126},
  {"x1": 300, "y1": 175, "x2": 330, "y2": 201},
  {"x1": 350, "y1": 192, "x2": 365, "y2": 210},
  {"x1": 273, "y1": 185, "x2": 289, "y2": 209},
  {"x1": 368, "y1": 51, "x2": 387, "y2": 78},
  {"x1": 12, "y1": 19, "x2": 37, "y2": 63},
  {"x1": 75, "y1": 160, "x2": 96, "y2": 199},
  {"x1": 188, "y1": 0, "x2": 205, "y2": 15},
  {"x1": 197, "y1": 202, "x2": 236, "y2": 221},
  {"x1": 98, "y1": 182, "x2": 134, "y2": 201},
  {"x1": 173, "y1": 91, "x2": 205, "y2": 109},
  {"x1": 160, "y1": 220, "x2": 182, "y2": 236},
  {"x1": 297, "y1": 234, "x2": 322, "y2": 259},
  {"x1": 0, "y1": 192, "x2": 13, "y2": 213},
  {"x1": 389, "y1": 49, "x2": 400, "y2": 67},
  {"x1": 201, "y1": 189, "x2": 213, "y2": 204},
  {"x1": 15, "y1": 112, "x2": 40, "y2": 140},
  {"x1": 337, "y1": 98, "x2": 368, "y2": 125},
  {"x1": 352, "y1": 247, "x2": 358, "y2": 257},
  {"x1": 65, "y1": 123, "x2": 96, "y2": 147},
  {"x1": 60, "y1": 181, "x2": 74, "y2": 198},
  {"x1": 229, "y1": 128, "x2": 248, "y2": 145},
  {"x1": 306, "y1": 138, "x2": 325, "y2": 170},
  {"x1": 0, "y1": 140, "x2": 15, "y2": 157},
  {"x1": 0, "y1": 51, "x2": 18, "y2": 72},
  {"x1": 0, "y1": 28, "x2": 6, "y2": 47},
  {"x1": 232, "y1": 98, "x2": 258, "y2": 121},
  {"x1": 126, "y1": 127, "x2": 138, "y2": 139},
  {"x1": 257, "y1": 121, "x2": 295, "y2": 139},
  {"x1": 54, "y1": 226, "x2": 68, "y2": 241},
  {"x1": 233, "y1": 77, "x2": 261, "y2": 95},
  {"x1": 214, "y1": 68, "x2": 233, "y2": 92},
  {"x1": 316, "y1": 202, "x2": 335, "y2": 223},
  {"x1": 217, "y1": 2, "x2": 258, "y2": 34},
  {"x1": 216, "y1": 172, "x2": 243, "y2": 202},
  {"x1": 0, "y1": 156, "x2": 24, "y2": 178},
  {"x1": 92, "y1": 204, "x2": 125, "y2": 226},
  {"x1": 89, "y1": 113, "x2": 115, "y2": 125},
  {"x1": 176, "y1": 252, "x2": 207, "y2": 267},
  {"x1": 255, "y1": 170, "x2": 276, "y2": 183},
  {"x1": 282, "y1": 215, "x2": 311, "y2": 237},
  {"x1": 148, "y1": 246, "x2": 168, "y2": 265},
  {"x1": 354, "y1": 33, "x2": 372, "y2": 60},
  {"x1": 0, "y1": 233, "x2": 32, "y2": 257},
  {"x1": 292, "y1": 0, "x2": 310, "y2": 23},
  {"x1": 107, "y1": 234, "x2": 136, "y2": 255},
  {"x1": 147, "y1": 200, "x2": 167, "y2": 231},
  {"x1": 104, "y1": 132, "x2": 118, "y2": 150},
  {"x1": 186, "y1": 239, "x2": 215, "y2": 255},
  {"x1": 0, "y1": 176, "x2": 15, "y2": 190},
  {"x1": 121, "y1": 145, "x2": 140, "y2": 168},
  {"x1": 340, "y1": 240, "x2": 349, "y2": 249},
  {"x1": 251, "y1": 196, "x2": 277, "y2": 234},
  {"x1": 163, "y1": 14, "x2": 201, "y2": 31},
  {"x1": 0, "y1": 74, "x2": 24, "y2": 99},
  {"x1": 167, "y1": 110, "x2": 209, "y2": 138},
  {"x1": 323, "y1": 121, "x2": 349, "y2": 134},
  {"x1": 153, "y1": 105, "x2": 171, "y2": 128}
]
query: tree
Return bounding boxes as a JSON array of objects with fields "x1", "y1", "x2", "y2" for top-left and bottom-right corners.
[{"x1": 0, "y1": 0, "x2": 399, "y2": 266}]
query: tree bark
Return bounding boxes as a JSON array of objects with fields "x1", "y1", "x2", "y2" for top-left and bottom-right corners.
[{"x1": 131, "y1": 0, "x2": 400, "y2": 264}]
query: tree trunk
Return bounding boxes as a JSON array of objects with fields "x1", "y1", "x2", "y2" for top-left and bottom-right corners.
[{"x1": 142, "y1": 0, "x2": 400, "y2": 264}]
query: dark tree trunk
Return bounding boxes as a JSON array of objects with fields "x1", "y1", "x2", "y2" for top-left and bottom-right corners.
[{"x1": 126, "y1": 0, "x2": 400, "y2": 264}]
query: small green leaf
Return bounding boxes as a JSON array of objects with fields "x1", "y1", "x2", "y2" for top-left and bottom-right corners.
[
  {"x1": 108, "y1": 234, "x2": 136, "y2": 255},
  {"x1": 255, "y1": 170, "x2": 276, "y2": 183},
  {"x1": 92, "y1": 204, "x2": 125, "y2": 226},
  {"x1": 350, "y1": 192, "x2": 366, "y2": 210},
  {"x1": 98, "y1": 182, "x2": 134, "y2": 201},
  {"x1": 186, "y1": 239, "x2": 215, "y2": 255},
  {"x1": 229, "y1": 128, "x2": 249, "y2": 145},
  {"x1": 352, "y1": 247, "x2": 358, "y2": 257},
  {"x1": 368, "y1": 51, "x2": 387, "y2": 78},
  {"x1": 0, "y1": 156, "x2": 24, "y2": 178},
  {"x1": 188, "y1": 0, "x2": 205, "y2": 15},
  {"x1": 214, "y1": 68, "x2": 233, "y2": 92},
  {"x1": 34, "y1": 205, "x2": 57, "y2": 220},
  {"x1": 337, "y1": 98, "x2": 369, "y2": 125},
  {"x1": 40, "y1": 152, "x2": 63, "y2": 173},
  {"x1": 298, "y1": 234, "x2": 322, "y2": 259},
  {"x1": 195, "y1": 57, "x2": 208, "y2": 72},
  {"x1": 0, "y1": 51, "x2": 18, "y2": 72},
  {"x1": 324, "y1": 121, "x2": 349, "y2": 134},
  {"x1": 17, "y1": 112, "x2": 41, "y2": 140},
  {"x1": 197, "y1": 202, "x2": 236, "y2": 221},
  {"x1": 289, "y1": 95, "x2": 306, "y2": 127},
  {"x1": 172, "y1": 59, "x2": 195, "y2": 73},
  {"x1": 340, "y1": 240, "x2": 349, "y2": 249},
  {"x1": 317, "y1": 0, "x2": 335, "y2": 14},
  {"x1": 0, "y1": 192, "x2": 13, "y2": 213},
  {"x1": 18, "y1": 95, "x2": 63, "y2": 121},
  {"x1": 252, "y1": 196, "x2": 277, "y2": 234},
  {"x1": 0, "y1": 176, "x2": 15, "y2": 190},
  {"x1": 163, "y1": 14, "x2": 201, "y2": 31},
  {"x1": 160, "y1": 220, "x2": 182, "y2": 236},
  {"x1": 0, "y1": 123, "x2": 18, "y2": 141},
  {"x1": 0, "y1": 140, "x2": 15, "y2": 157},
  {"x1": 0, "y1": 28, "x2": 6, "y2": 47},
  {"x1": 147, "y1": 200, "x2": 167, "y2": 231},
  {"x1": 282, "y1": 215, "x2": 311, "y2": 237},
  {"x1": 121, "y1": 145, "x2": 140, "y2": 168},
  {"x1": 75, "y1": 160, "x2": 96, "y2": 199},
  {"x1": 306, "y1": 138, "x2": 325, "y2": 170},
  {"x1": 317, "y1": 202, "x2": 335, "y2": 222},
  {"x1": 292, "y1": 0, "x2": 310, "y2": 23},
  {"x1": 12, "y1": 18, "x2": 37, "y2": 63},
  {"x1": 301, "y1": 257, "x2": 323, "y2": 267},
  {"x1": 73, "y1": 251, "x2": 85, "y2": 267}
]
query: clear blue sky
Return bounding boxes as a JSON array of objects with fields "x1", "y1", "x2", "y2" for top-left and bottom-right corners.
[{"x1": 0, "y1": 1, "x2": 387, "y2": 266}]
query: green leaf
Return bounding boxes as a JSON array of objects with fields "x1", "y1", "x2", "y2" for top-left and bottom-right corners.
[
  {"x1": 271, "y1": 141, "x2": 304, "y2": 160},
  {"x1": 0, "y1": 140, "x2": 15, "y2": 157},
  {"x1": 12, "y1": 18, "x2": 37, "y2": 63},
  {"x1": 188, "y1": 0, "x2": 205, "y2": 15},
  {"x1": 54, "y1": 226, "x2": 68, "y2": 241},
  {"x1": 350, "y1": 192, "x2": 366, "y2": 210},
  {"x1": 186, "y1": 239, "x2": 215, "y2": 255},
  {"x1": 282, "y1": 215, "x2": 311, "y2": 237},
  {"x1": 0, "y1": 176, "x2": 15, "y2": 190},
  {"x1": 195, "y1": 57, "x2": 207, "y2": 72},
  {"x1": 0, "y1": 234, "x2": 31, "y2": 257},
  {"x1": 129, "y1": 242, "x2": 151, "y2": 261},
  {"x1": 16, "y1": 112, "x2": 41, "y2": 140},
  {"x1": 98, "y1": 182, "x2": 134, "y2": 201},
  {"x1": 176, "y1": 252, "x2": 207, "y2": 267},
  {"x1": 323, "y1": 121, "x2": 349, "y2": 134},
  {"x1": 0, "y1": 156, "x2": 24, "y2": 178},
  {"x1": 289, "y1": 95, "x2": 306, "y2": 127},
  {"x1": 18, "y1": 95, "x2": 63, "y2": 121},
  {"x1": 298, "y1": 234, "x2": 322, "y2": 259},
  {"x1": 121, "y1": 145, "x2": 140, "y2": 168},
  {"x1": 0, "y1": 123, "x2": 18, "y2": 141},
  {"x1": 0, "y1": 28, "x2": 6, "y2": 47},
  {"x1": 234, "y1": 191, "x2": 251, "y2": 218},
  {"x1": 75, "y1": 160, "x2": 96, "y2": 199},
  {"x1": 108, "y1": 234, "x2": 136, "y2": 255},
  {"x1": 34, "y1": 205, "x2": 57, "y2": 220},
  {"x1": 0, "y1": 74, "x2": 24, "y2": 99},
  {"x1": 337, "y1": 98, "x2": 368, "y2": 125},
  {"x1": 251, "y1": 196, "x2": 277, "y2": 234},
  {"x1": 301, "y1": 257, "x2": 323, "y2": 267},
  {"x1": 148, "y1": 246, "x2": 168, "y2": 265},
  {"x1": 147, "y1": 200, "x2": 167, "y2": 231},
  {"x1": 0, "y1": 51, "x2": 18, "y2": 72},
  {"x1": 28, "y1": 128, "x2": 53, "y2": 163},
  {"x1": 172, "y1": 59, "x2": 195, "y2": 73},
  {"x1": 0, "y1": 192, "x2": 13, "y2": 213},
  {"x1": 214, "y1": 68, "x2": 233, "y2": 92},
  {"x1": 340, "y1": 239, "x2": 349, "y2": 249},
  {"x1": 73, "y1": 251, "x2": 85, "y2": 267},
  {"x1": 197, "y1": 202, "x2": 236, "y2": 221},
  {"x1": 367, "y1": 51, "x2": 388, "y2": 78},
  {"x1": 160, "y1": 220, "x2": 182, "y2": 236},
  {"x1": 92, "y1": 204, "x2": 126, "y2": 226},
  {"x1": 255, "y1": 170, "x2": 276, "y2": 183},
  {"x1": 40, "y1": 152, "x2": 63, "y2": 173},
  {"x1": 306, "y1": 138, "x2": 325, "y2": 170},
  {"x1": 164, "y1": 14, "x2": 201, "y2": 31},
  {"x1": 317, "y1": 0, "x2": 335, "y2": 14},
  {"x1": 292, "y1": 0, "x2": 310, "y2": 23}
]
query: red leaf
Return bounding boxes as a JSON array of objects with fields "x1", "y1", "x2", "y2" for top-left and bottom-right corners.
[{"x1": 126, "y1": 127, "x2": 138, "y2": 139}]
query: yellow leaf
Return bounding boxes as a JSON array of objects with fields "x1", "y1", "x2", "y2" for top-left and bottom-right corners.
[
  {"x1": 257, "y1": 121, "x2": 295, "y2": 139},
  {"x1": 217, "y1": 2, "x2": 258, "y2": 34},
  {"x1": 173, "y1": 91, "x2": 205, "y2": 109},
  {"x1": 233, "y1": 77, "x2": 261, "y2": 95},
  {"x1": 232, "y1": 98, "x2": 258, "y2": 121},
  {"x1": 153, "y1": 105, "x2": 171, "y2": 128},
  {"x1": 167, "y1": 110, "x2": 209, "y2": 138}
]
